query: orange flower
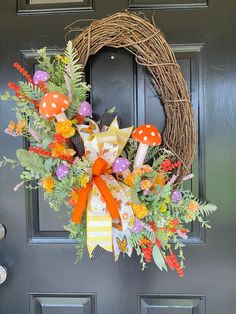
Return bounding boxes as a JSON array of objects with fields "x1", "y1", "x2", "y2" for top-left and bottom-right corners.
[
  {"x1": 15, "y1": 120, "x2": 26, "y2": 135},
  {"x1": 122, "y1": 212, "x2": 129, "y2": 220},
  {"x1": 155, "y1": 170, "x2": 166, "y2": 187},
  {"x1": 50, "y1": 142, "x2": 65, "y2": 157},
  {"x1": 132, "y1": 168, "x2": 143, "y2": 177},
  {"x1": 188, "y1": 200, "x2": 199, "y2": 211},
  {"x1": 124, "y1": 173, "x2": 134, "y2": 187},
  {"x1": 132, "y1": 203, "x2": 149, "y2": 219},
  {"x1": 42, "y1": 176, "x2": 55, "y2": 193},
  {"x1": 141, "y1": 179, "x2": 152, "y2": 191},
  {"x1": 54, "y1": 133, "x2": 66, "y2": 144},
  {"x1": 141, "y1": 165, "x2": 153, "y2": 173},
  {"x1": 55, "y1": 119, "x2": 75, "y2": 138},
  {"x1": 68, "y1": 187, "x2": 80, "y2": 206},
  {"x1": 49, "y1": 142, "x2": 75, "y2": 158},
  {"x1": 139, "y1": 237, "x2": 152, "y2": 247}
]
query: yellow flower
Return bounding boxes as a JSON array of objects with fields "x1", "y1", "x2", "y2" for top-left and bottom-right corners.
[
  {"x1": 56, "y1": 54, "x2": 69, "y2": 64},
  {"x1": 132, "y1": 203, "x2": 149, "y2": 219},
  {"x1": 160, "y1": 203, "x2": 167, "y2": 213},
  {"x1": 79, "y1": 174, "x2": 90, "y2": 187},
  {"x1": 188, "y1": 200, "x2": 199, "y2": 211},
  {"x1": 42, "y1": 176, "x2": 55, "y2": 193},
  {"x1": 65, "y1": 148, "x2": 76, "y2": 156},
  {"x1": 132, "y1": 168, "x2": 143, "y2": 176},
  {"x1": 124, "y1": 174, "x2": 134, "y2": 187},
  {"x1": 141, "y1": 179, "x2": 152, "y2": 191},
  {"x1": 55, "y1": 120, "x2": 75, "y2": 138}
]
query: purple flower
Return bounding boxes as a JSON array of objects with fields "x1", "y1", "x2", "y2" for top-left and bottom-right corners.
[{"x1": 171, "y1": 190, "x2": 182, "y2": 203}]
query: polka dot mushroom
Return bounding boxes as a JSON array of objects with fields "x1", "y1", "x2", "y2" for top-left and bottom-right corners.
[
  {"x1": 33, "y1": 70, "x2": 50, "y2": 85},
  {"x1": 132, "y1": 124, "x2": 162, "y2": 169},
  {"x1": 112, "y1": 157, "x2": 130, "y2": 173},
  {"x1": 39, "y1": 92, "x2": 70, "y2": 122}
]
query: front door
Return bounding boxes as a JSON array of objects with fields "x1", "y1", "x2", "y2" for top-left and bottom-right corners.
[{"x1": 0, "y1": 1, "x2": 235, "y2": 314}]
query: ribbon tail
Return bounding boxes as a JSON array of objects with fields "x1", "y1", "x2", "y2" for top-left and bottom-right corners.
[
  {"x1": 93, "y1": 175, "x2": 121, "y2": 221},
  {"x1": 87, "y1": 185, "x2": 113, "y2": 257},
  {"x1": 72, "y1": 181, "x2": 93, "y2": 223}
]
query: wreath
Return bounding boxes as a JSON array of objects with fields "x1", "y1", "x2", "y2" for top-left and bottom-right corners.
[{"x1": 0, "y1": 13, "x2": 216, "y2": 277}]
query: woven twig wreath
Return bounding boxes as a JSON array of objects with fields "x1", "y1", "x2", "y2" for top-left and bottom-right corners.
[{"x1": 69, "y1": 12, "x2": 196, "y2": 176}]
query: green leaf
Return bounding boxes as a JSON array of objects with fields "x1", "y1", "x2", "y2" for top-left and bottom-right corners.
[
  {"x1": 42, "y1": 138, "x2": 52, "y2": 149},
  {"x1": 44, "y1": 158, "x2": 53, "y2": 172},
  {"x1": 130, "y1": 188, "x2": 140, "y2": 204},
  {"x1": 16, "y1": 149, "x2": 46, "y2": 176},
  {"x1": 0, "y1": 90, "x2": 12, "y2": 101},
  {"x1": 0, "y1": 157, "x2": 19, "y2": 168},
  {"x1": 152, "y1": 245, "x2": 167, "y2": 271}
]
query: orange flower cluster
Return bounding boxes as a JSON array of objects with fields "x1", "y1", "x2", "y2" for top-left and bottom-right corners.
[
  {"x1": 55, "y1": 119, "x2": 75, "y2": 138},
  {"x1": 49, "y1": 141, "x2": 75, "y2": 159},
  {"x1": 124, "y1": 166, "x2": 166, "y2": 193},
  {"x1": 6, "y1": 120, "x2": 26, "y2": 136}
]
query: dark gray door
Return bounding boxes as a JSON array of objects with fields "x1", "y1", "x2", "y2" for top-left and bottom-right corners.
[{"x1": 0, "y1": 1, "x2": 235, "y2": 314}]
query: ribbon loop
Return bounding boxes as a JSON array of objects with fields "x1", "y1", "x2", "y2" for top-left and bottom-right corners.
[
  {"x1": 92, "y1": 157, "x2": 108, "y2": 175},
  {"x1": 72, "y1": 157, "x2": 121, "y2": 224}
]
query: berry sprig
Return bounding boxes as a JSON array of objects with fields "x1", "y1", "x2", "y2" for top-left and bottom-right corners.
[
  {"x1": 13, "y1": 63, "x2": 34, "y2": 84},
  {"x1": 17, "y1": 92, "x2": 39, "y2": 108},
  {"x1": 165, "y1": 252, "x2": 184, "y2": 277},
  {"x1": 139, "y1": 238, "x2": 153, "y2": 263},
  {"x1": 29, "y1": 146, "x2": 51, "y2": 157},
  {"x1": 8, "y1": 81, "x2": 39, "y2": 108},
  {"x1": 29, "y1": 146, "x2": 74, "y2": 163},
  {"x1": 161, "y1": 159, "x2": 181, "y2": 172},
  {"x1": 8, "y1": 82, "x2": 20, "y2": 93}
]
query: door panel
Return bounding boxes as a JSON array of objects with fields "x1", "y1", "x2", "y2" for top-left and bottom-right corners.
[
  {"x1": 0, "y1": 1, "x2": 235, "y2": 314},
  {"x1": 138, "y1": 295, "x2": 205, "y2": 314}
]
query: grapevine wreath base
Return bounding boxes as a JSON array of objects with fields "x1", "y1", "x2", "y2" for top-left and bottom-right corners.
[
  {"x1": 0, "y1": 14, "x2": 216, "y2": 277},
  {"x1": 69, "y1": 12, "x2": 196, "y2": 177}
]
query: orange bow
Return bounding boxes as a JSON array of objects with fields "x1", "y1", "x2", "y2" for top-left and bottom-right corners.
[{"x1": 72, "y1": 157, "x2": 121, "y2": 224}]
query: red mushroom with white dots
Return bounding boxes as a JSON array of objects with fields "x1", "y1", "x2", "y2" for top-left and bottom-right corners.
[
  {"x1": 132, "y1": 124, "x2": 162, "y2": 169},
  {"x1": 39, "y1": 92, "x2": 70, "y2": 122}
]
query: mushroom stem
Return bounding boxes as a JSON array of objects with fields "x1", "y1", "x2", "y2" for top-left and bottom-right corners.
[
  {"x1": 133, "y1": 143, "x2": 149, "y2": 169},
  {"x1": 55, "y1": 112, "x2": 67, "y2": 122},
  {"x1": 121, "y1": 168, "x2": 131, "y2": 179}
]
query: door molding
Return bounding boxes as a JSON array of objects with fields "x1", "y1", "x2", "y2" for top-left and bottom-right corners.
[{"x1": 17, "y1": 0, "x2": 94, "y2": 15}]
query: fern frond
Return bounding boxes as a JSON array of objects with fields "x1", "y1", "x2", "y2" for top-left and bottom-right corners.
[
  {"x1": 199, "y1": 203, "x2": 217, "y2": 216},
  {"x1": 64, "y1": 41, "x2": 84, "y2": 91},
  {"x1": 46, "y1": 81, "x2": 65, "y2": 94},
  {"x1": 19, "y1": 81, "x2": 42, "y2": 100}
]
